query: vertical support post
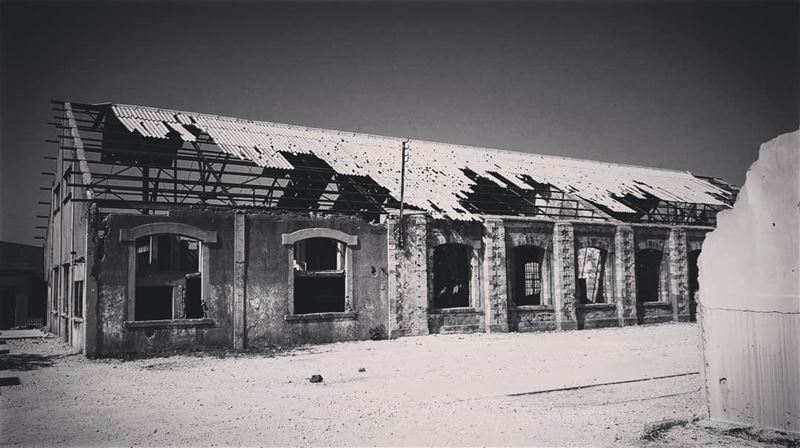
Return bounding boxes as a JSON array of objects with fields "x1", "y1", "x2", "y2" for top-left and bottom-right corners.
[
  {"x1": 614, "y1": 225, "x2": 637, "y2": 326},
  {"x1": 668, "y1": 227, "x2": 688, "y2": 322},
  {"x1": 552, "y1": 221, "x2": 577, "y2": 330},
  {"x1": 398, "y1": 139, "x2": 408, "y2": 248},
  {"x1": 233, "y1": 212, "x2": 246, "y2": 350},
  {"x1": 83, "y1": 204, "x2": 99, "y2": 355},
  {"x1": 482, "y1": 219, "x2": 509, "y2": 333}
]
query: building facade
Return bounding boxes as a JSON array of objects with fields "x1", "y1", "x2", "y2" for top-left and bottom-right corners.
[{"x1": 43, "y1": 102, "x2": 737, "y2": 355}]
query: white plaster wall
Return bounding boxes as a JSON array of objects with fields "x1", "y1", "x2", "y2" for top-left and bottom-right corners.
[
  {"x1": 699, "y1": 130, "x2": 800, "y2": 434},
  {"x1": 700, "y1": 130, "x2": 799, "y2": 313}
]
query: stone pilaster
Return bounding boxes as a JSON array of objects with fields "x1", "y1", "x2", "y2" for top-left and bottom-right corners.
[
  {"x1": 233, "y1": 212, "x2": 246, "y2": 350},
  {"x1": 552, "y1": 222, "x2": 577, "y2": 330},
  {"x1": 668, "y1": 227, "x2": 689, "y2": 322},
  {"x1": 614, "y1": 225, "x2": 637, "y2": 326},
  {"x1": 387, "y1": 214, "x2": 430, "y2": 338},
  {"x1": 482, "y1": 219, "x2": 509, "y2": 333}
]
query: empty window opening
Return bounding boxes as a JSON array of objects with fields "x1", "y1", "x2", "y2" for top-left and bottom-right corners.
[
  {"x1": 134, "y1": 234, "x2": 203, "y2": 321},
  {"x1": 577, "y1": 247, "x2": 607, "y2": 303},
  {"x1": 636, "y1": 249, "x2": 664, "y2": 302},
  {"x1": 514, "y1": 246, "x2": 544, "y2": 306},
  {"x1": 62, "y1": 265, "x2": 70, "y2": 313},
  {"x1": 293, "y1": 238, "x2": 346, "y2": 314},
  {"x1": 73, "y1": 280, "x2": 84, "y2": 318},
  {"x1": 688, "y1": 250, "x2": 700, "y2": 300},
  {"x1": 433, "y1": 244, "x2": 471, "y2": 309},
  {"x1": 51, "y1": 267, "x2": 59, "y2": 312},
  {"x1": 688, "y1": 249, "x2": 701, "y2": 321}
]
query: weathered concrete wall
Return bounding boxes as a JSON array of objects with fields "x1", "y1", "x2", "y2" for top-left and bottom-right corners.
[
  {"x1": 699, "y1": 130, "x2": 799, "y2": 434},
  {"x1": 44, "y1": 129, "x2": 92, "y2": 352},
  {"x1": 244, "y1": 212, "x2": 388, "y2": 347},
  {"x1": 504, "y1": 221, "x2": 557, "y2": 332},
  {"x1": 552, "y1": 222, "x2": 577, "y2": 330},
  {"x1": 91, "y1": 209, "x2": 389, "y2": 353},
  {"x1": 614, "y1": 225, "x2": 638, "y2": 326},
  {"x1": 94, "y1": 211, "x2": 234, "y2": 354},
  {"x1": 668, "y1": 227, "x2": 689, "y2": 321},
  {"x1": 387, "y1": 214, "x2": 430, "y2": 338},
  {"x1": 482, "y1": 219, "x2": 508, "y2": 332}
]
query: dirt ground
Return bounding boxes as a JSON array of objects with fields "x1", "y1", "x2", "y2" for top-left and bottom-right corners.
[{"x1": 0, "y1": 322, "x2": 778, "y2": 447}]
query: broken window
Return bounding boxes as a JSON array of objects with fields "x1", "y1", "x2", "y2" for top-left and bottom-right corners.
[
  {"x1": 134, "y1": 234, "x2": 203, "y2": 321},
  {"x1": 688, "y1": 250, "x2": 700, "y2": 300},
  {"x1": 293, "y1": 237, "x2": 346, "y2": 314},
  {"x1": 688, "y1": 249, "x2": 701, "y2": 321},
  {"x1": 576, "y1": 247, "x2": 607, "y2": 303},
  {"x1": 514, "y1": 246, "x2": 545, "y2": 306},
  {"x1": 433, "y1": 244, "x2": 471, "y2": 309},
  {"x1": 62, "y1": 264, "x2": 70, "y2": 313},
  {"x1": 73, "y1": 280, "x2": 84, "y2": 318},
  {"x1": 636, "y1": 248, "x2": 665, "y2": 302}
]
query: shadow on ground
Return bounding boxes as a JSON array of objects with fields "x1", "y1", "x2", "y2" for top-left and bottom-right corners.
[{"x1": 0, "y1": 353, "x2": 65, "y2": 372}]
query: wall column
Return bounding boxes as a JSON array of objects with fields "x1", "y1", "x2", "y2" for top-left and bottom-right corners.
[
  {"x1": 387, "y1": 214, "x2": 430, "y2": 338},
  {"x1": 552, "y1": 221, "x2": 577, "y2": 330},
  {"x1": 233, "y1": 212, "x2": 246, "y2": 350},
  {"x1": 668, "y1": 227, "x2": 689, "y2": 322},
  {"x1": 482, "y1": 219, "x2": 509, "y2": 333},
  {"x1": 614, "y1": 225, "x2": 637, "y2": 326},
  {"x1": 83, "y1": 204, "x2": 99, "y2": 356}
]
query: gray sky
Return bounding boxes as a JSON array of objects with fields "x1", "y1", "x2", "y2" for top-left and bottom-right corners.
[{"x1": 1, "y1": 0, "x2": 798, "y2": 245}]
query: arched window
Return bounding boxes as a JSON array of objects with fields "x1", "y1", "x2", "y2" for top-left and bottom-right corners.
[
  {"x1": 636, "y1": 248, "x2": 665, "y2": 302},
  {"x1": 576, "y1": 247, "x2": 608, "y2": 303},
  {"x1": 134, "y1": 234, "x2": 203, "y2": 321},
  {"x1": 293, "y1": 237, "x2": 346, "y2": 314},
  {"x1": 433, "y1": 244, "x2": 471, "y2": 309},
  {"x1": 282, "y1": 228, "x2": 357, "y2": 316},
  {"x1": 514, "y1": 246, "x2": 545, "y2": 306}
]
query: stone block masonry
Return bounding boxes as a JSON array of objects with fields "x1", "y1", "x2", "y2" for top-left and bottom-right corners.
[
  {"x1": 387, "y1": 214, "x2": 430, "y2": 338},
  {"x1": 482, "y1": 219, "x2": 509, "y2": 333},
  {"x1": 668, "y1": 227, "x2": 689, "y2": 321},
  {"x1": 552, "y1": 222, "x2": 577, "y2": 330},
  {"x1": 614, "y1": 225, "x2": 637, "y2": 326}
]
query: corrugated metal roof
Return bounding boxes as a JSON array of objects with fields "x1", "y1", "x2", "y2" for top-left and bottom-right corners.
[{"x1": 109, "y1": 103, "x2": 735, "y2": 221}]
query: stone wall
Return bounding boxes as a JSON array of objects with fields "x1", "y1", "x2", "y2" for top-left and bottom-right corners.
[{"x1": 387, "y1": 214, "x2": 430, "y2": 338}]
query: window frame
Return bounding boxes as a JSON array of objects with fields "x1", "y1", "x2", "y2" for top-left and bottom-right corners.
[
  {"x1": 635, "y1": 248, "x2": 669, "y2": 303},
  {"x1": 430, "y1": 242, "x2": 481, "y2": 310},
  {"x1": 282, "y1": 228, "x2": 358, "y2": 318},
  {"x1": 512, "y1": 245, "x2": 551, "y2": 307},
  {"x1": 120, "y1": 223, "x2": 217, "y2": 324},
  {"x1": 575, "y1": 246, "x2": 610, "y2": 304}
]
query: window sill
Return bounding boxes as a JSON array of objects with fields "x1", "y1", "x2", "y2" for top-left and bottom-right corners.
[
  {"x1": 513, "y1": 305, "x2": 555, "y2": 312},
  {"x1": 430, "y1": 307, "x2": 482, "y2": 314},
  {"x1": 640, "y1": 302, "x2": 672, "y2": 308},
  {"x1": 123, "y1": 318, "x2": 214, "y2": 329},
  {"x1": 576, "y1": 303, "x2": 616, "y2": 309},
  {"x1": 285, "y1": 312, "x2": 357, "y2": 322}
]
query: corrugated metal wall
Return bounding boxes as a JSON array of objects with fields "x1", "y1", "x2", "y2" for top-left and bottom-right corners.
[{"x1": 700, "y1": 306, "x2": 799, "y2": 433}]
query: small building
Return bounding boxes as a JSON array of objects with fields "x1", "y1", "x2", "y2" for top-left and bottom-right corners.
[
  {"x1": 43, "y1": 101, "x2": 737, "y2": 355},
  {"x1": 0, "y1": 241, "x2": 46, "y2": 329}
]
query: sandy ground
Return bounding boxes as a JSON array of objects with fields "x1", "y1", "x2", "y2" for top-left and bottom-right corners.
[{"x1": 0, "y1": 323, "x2": 718, "y2": 446}]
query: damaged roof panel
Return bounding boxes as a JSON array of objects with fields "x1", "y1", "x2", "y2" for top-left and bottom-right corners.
[{"x1": 107, "y1": 103, "x2": 736, "y2": 222}]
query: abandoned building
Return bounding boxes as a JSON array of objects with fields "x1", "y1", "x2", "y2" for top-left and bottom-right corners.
[{"x1": 41, "y1": 101, "x2": 738, "y2": 355}]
